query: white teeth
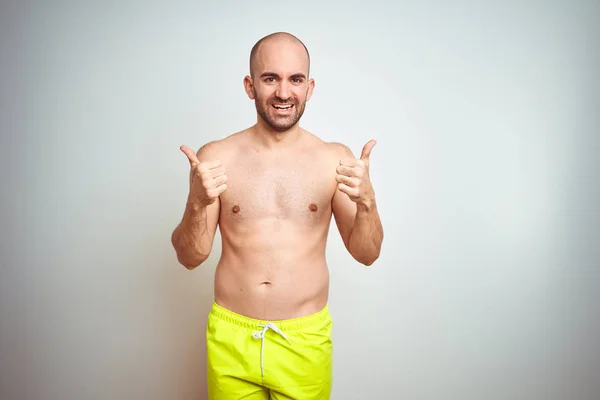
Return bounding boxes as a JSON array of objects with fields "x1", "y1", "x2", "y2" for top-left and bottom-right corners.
[{"x1": 273, "y1": 104, "x2": 293, "y2": 109}]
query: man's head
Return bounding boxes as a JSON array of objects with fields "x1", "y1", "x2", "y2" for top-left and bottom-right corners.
[{"x1": 244, "y1": 32, "x2": 315, "y2": 132}]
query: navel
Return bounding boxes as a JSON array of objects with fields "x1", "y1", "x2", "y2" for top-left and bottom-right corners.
[
  {"x1": 308, "y1": 203, "x2": 318, "y2": 212},
  {"x1": 232, "y1": 205, "x2": 240, "y2": 214}
]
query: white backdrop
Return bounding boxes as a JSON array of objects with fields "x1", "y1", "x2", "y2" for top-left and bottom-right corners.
[{"x1": 1, "y1": 1, "x2": 598, "y2": 399}]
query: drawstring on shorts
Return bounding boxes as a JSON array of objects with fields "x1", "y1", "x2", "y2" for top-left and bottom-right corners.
[{"x1": 252, "y1": 322, "x2": 292, "y2": 377}]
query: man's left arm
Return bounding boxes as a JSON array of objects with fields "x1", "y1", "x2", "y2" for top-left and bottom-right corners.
[{"x1": 331, "y1": 140, "x2": 384, "y2": 266}]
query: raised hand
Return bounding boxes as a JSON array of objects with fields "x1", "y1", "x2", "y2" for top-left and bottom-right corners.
[
  {"x1": 180, "y1": 145, "x2": 227, "y2": 206},
  {"x1": 335, "y1": 140, "x2": 376, "y2": 206}
]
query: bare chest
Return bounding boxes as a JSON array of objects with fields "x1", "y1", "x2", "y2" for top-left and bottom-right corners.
[{"x1": 220, "y1": 156, "x2": 336, "y2": 222}]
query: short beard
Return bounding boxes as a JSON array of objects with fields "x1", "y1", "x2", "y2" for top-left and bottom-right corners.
[{"x1": 253, "y1": 89, "x2": 307, "y2": 132}]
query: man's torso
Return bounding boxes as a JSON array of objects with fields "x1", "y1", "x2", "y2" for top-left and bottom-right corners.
[{"x1": 211, "y1": 129, "x2": 341, "y2": 320}]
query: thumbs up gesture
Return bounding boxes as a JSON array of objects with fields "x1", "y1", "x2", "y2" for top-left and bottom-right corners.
[
  {"x1": 335, "y1": 139, "x2": 377, "y2": 206},
  {"x1": 180, "y1": 145, "x2": 228, "y2": 206}
]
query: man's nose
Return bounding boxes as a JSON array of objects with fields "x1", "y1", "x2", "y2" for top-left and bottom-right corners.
[{"x1": 275, "y1": 81, "x2": 291, "y2": 100}]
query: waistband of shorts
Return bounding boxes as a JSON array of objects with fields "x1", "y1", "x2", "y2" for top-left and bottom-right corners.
[{"x1": 209, "y1": 301, "x2": 331, "y2": 331}]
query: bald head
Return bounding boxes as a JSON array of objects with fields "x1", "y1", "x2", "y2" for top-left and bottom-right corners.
[{"x1": 249, "y1": 32, "x2": 310, "y2": 78}]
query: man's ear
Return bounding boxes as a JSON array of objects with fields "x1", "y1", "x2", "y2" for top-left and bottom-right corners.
[
  {"x1": 243, "y1": 75, "x2": 255, "y2": 100},
  {"x1": 306, "y1": 78, "x2": 315, "y2": 101}
]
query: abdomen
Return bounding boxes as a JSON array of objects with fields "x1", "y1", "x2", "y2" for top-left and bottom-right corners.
[{"x1": 214, "y1": 218, "x2": 331, "y2": 320}]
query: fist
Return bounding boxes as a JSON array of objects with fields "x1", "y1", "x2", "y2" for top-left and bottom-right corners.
[
  {"x1": 180, "y1": 145, "x2": 227, "y2": 206},
  {"x1": 336, "y1": 139, "x2": 376, "y2": 205}
]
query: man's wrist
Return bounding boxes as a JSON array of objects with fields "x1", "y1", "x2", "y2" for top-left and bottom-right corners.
[
  {"x1": 357, "y1": 198, "x2": 376, "y2": 213},
  {"x1": 186, "y1": 198, "x2": 208, "y2": 212}
]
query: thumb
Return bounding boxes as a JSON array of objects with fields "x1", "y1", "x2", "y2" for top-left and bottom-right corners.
[
  {"x1": 360, "y1": 139, "x2": 377, "y2": 161},
  {"x1": 180, "y1": 145, "x2": 199, "y2": 166}
]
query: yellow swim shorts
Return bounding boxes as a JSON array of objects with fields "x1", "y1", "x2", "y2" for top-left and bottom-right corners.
[{"x1": 206, "y1": 301, "x2": 333, "y2": 400}]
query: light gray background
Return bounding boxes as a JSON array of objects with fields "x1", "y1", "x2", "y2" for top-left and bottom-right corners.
[{"x1": 1, "y1": 1, "x2": 598, "y2": 399}]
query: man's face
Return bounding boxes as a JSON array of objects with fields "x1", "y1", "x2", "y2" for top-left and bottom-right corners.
[{"x1": 245, "y1": 39, "x2": 315, "y2": 132}]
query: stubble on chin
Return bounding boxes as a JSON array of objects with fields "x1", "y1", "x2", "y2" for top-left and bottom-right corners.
[{"x1": 256, "y1": 102, "x2": 301, "y2": 132}]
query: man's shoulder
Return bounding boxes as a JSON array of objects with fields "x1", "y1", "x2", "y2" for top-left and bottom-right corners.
[
  {"x1": 323, "y1": 140, "x2": 355, "y2": 159},
  {"x1": 196, "y1": 129, "x2": 249, "y2": 160},
  {"x1": 302, "y1": 129, "x2": 355, "y2": 159}
]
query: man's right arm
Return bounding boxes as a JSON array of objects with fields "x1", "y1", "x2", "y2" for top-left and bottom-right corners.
[
  {"x1": 171, "y1": 142, "x2": 226, "y2": 270},
  {"x1": 171, "y1": 198, "x2": 220, "y2": 270}
]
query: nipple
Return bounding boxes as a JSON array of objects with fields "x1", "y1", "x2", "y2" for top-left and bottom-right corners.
[
  {"x1": 308, "y1": 203, "x2": 318, "y2": 212},
  {"x1": 232, "y1": 205, "x2": 240, "y2": 214}
]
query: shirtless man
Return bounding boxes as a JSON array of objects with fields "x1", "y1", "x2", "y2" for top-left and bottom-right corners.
[{"x1": 171, "y1": 32, "x2": 383, "y2": 400}]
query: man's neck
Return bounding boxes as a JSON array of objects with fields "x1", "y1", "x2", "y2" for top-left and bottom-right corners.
[{"x1": 251, "y1": 120, "x2": 303, "y2": 149}]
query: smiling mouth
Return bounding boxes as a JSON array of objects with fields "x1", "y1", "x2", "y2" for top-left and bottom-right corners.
[{"x1": 272, "y1": 104, "x2": 294, "y2": 111}]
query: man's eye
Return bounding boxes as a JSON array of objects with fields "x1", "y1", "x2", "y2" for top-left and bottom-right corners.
[{"x1": 265, "y1": 77, "x2": 275, "y2": 83}]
